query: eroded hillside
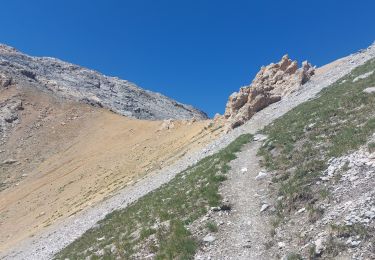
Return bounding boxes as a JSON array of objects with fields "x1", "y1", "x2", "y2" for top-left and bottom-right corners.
[{"x1": 0, "y1": 84, "x2": 221, "y2": 253}]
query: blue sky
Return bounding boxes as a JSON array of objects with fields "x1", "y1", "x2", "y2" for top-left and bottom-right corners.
[{"x1": 1, "y1": 0, "x2": 374, "y2": 117}]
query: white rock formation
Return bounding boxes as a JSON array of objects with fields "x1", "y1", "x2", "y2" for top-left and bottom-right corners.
[{"x1": 224, "y1": 55, "x2": 315, "y2": 130}]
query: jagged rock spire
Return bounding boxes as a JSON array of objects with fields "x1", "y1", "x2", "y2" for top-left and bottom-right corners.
[{"x1": 223, "y1": 55, "x2": 315, "y2": 131}]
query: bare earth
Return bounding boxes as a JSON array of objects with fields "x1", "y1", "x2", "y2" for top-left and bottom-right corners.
[
  {"x1": 0, "y1": 86, "x2": 221, "y2": 254},
  {"x1": 196, "y1": 139, "x2": 273, "y2": 259}
]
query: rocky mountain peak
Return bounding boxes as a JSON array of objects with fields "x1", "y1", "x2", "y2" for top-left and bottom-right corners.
[
  {"x1": 0, "y1": 44, "x2": 207, "y2": 120},
  {"x1": 223, "y1": 55, "x2": 315, "y2": 130},
  {"x1": 0, "y1": 44, "x2": 19, "y2": 54}
]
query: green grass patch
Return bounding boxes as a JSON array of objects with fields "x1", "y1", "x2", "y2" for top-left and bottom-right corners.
[
  {"x1": 367, "y1": 141, "x2": 375, "y2": 153},
  {"x1": 206, "y1": 221, "x2": 218, "y2": 233},
  {"x1": 258, "y1": 58, "x2": 375, "y2": 217},
  {"x1": 286, "y1": 252, "x2": 303, "y2": 260},
  {"x1": 330, "y1": 223, "x2": 373, "y2": 239},
  {"x1": 55, "y1": 134, "x2": 253, "y2": 259},
  {"x1": 324, "y1": 235, "x2": 347, "y2": 258}
]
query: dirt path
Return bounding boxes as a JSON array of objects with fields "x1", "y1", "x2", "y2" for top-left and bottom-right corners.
[
  {"x1": 193, "y1": 45, "x2": 375, "y2": 259},
  {"x1": 2, "y1": 44, "x2": 374, "y2": 260},
  {"x1": 196, "y1": 138, "x2": 273, "y2": 260}
]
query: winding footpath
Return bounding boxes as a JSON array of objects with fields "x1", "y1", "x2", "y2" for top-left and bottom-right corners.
[
  {"x1": 2, "y1": 43, "x2": 375, "y2": 260},
  {"x1": 196, "y1": 139, "x2": 273, "y2": 259}
]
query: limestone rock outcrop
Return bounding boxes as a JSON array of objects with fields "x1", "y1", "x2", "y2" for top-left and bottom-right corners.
[
  {"x1": 0, "y1": 73, "x2": 12, "y2": 88},
  {"x1": 224, "y1": 55, "x2": 315, "y2": 130},
  {"x1": 0, "y1": 44, "x2": 207, "y2": 120},
  {"x1": 0, "y1": 97, "x2": 23, "y2": 144}
]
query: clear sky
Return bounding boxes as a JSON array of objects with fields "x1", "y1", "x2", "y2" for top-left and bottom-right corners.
[{"x1": 1, "y1": 0, "x2": 374, "y2": 117}]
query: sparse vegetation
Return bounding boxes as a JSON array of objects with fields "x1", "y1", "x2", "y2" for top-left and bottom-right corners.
[
  {"x1": 318, "y1": 188, "x2": 330, "y2": 200},
  {"x1": 330, "y1": 223, "x2": 373, "y2": 240},
  {"x1": 324, "y1": 235, "x2": 346, "y2": 258},
  {"x1": 258, "y1": 58, "x2": 375, "y2": 256},
  {"x1": 258, "y1": 58, "x2": 375, "y2": 218},
  {"x1": 308, "y1": 245, "x2": 316, "y2": 259},
  {"x1": 206, "y1": 221, "x2": 218, "y2": 233},
  {"x1": 307, "y1": 205, "x2": 324, "y2": 223},
  {"x1": 55, "y1": 134, "x2": 253, "y2": 259},
  {"x1": 367, "y1": 141, "x2": 375, "y2": 153},
  {"x1": 286, "y1": 252, "x2": 303, "y2": 260},
  {"x1": 301, "y1": 218, "x2": 375, "y2": 259},
  {"x1": 264, "y1": 240, "x2": 274, "y2": 250}
]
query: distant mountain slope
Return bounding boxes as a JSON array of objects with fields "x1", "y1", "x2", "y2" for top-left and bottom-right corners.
[
  {"x1": 0, "y1": 84, "x2": 220, "y2": 254},
  {"x1": 0, "y1": 44, "x2": 207, "y2": 120}
]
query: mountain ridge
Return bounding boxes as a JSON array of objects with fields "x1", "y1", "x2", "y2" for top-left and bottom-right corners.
[{"x1": 0, "y1": 44, "x2": 208, "y2": 120}]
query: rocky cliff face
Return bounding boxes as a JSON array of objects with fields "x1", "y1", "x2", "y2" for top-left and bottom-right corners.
[
  {"x1": 0, "y1": 44, "x2": 207, "y2": 120},
  {"x1": 0, "y1": 97, "x2": 23, "y2": 145},
  {"x1": 224, "y1": 55, "x2": 315, "y2": 130}
]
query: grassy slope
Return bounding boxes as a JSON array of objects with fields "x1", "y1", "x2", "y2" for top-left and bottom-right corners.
[
  {"x1": 258, "y1": 58, "x2": 375, "y2": 257},
  {"x1": 55, "y1": 134, "x2": 252, "y2": 259}
]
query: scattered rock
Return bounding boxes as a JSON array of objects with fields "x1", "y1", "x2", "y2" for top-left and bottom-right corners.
[
  {"x1": 219, "y1": 205, "x2": 232, "y2": 211},
  {"x1": 0, "y1": 73, "x2": 12, "y2": 88},
  {"x1": 353, "y1": 71, "x2": 374, "y2": 82},
  {"x1": 212, "y1": 205, "x2": 232, "y2": 212},
  {"x1": 159, "y1": 119, "x2": 175, "y2": 130},
  {"x1": 314, "y1": 238, "x2": 325, "y2": 255},
  {"x1": 364, "y1": 210, "x2": 375, "y2": 219},
  {"x1": 260, "y1": 204, "x2": 269, "y2": 212},
  {"x1": 305, "y1": 122, "x2": 316, "y2": 131},
  {"x1": 95, "y1": 249, "x2": 105, "y2": 256},
  {"x1": 80, "y1": 96, "x2": 103, "y2": 108},
  {"x1": 1, "y1": 159, "x2": 17, "y2": 165},
  {"x1": 346, "y1": 237, "x2": 361, "y2": 247},
  {"x1": 97, "y1": 236, "x2": 105, "y2": 241},
  {"x1": 363, "y1": 87, "x2": 375, "y2": 93},
  {"x1": 278, "y1": 241, "x2": 286, "y2": 249},
  {"x1": 203, "y1": 235, "x2": 216, "y2": 243},
  {"x1": 255, "y1": 171, "x2": 268, "y2": 180},
  {"x1": 253, "y1": 134, "x2": 267, "y2": 141},
  {"x1": 1, "y1": 99, "x2": 23, "y2": 123}
]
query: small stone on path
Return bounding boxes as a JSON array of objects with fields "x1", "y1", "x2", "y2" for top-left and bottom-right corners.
[
  {"x1": 260, "y1": 204, "x2": 269, "y2": 212},
  {"x1": 255, "y1": 171, "x2": 267, "y2": 180},
  {"x1": 278, "y1": 242, "x2": 286, "y2": 248},
  {"x1": 203, "y1": 235, "x2": 216, "y2": 243},
  {"x1": 363, "y1": 87, "x2": 375, "y2": 93}
]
